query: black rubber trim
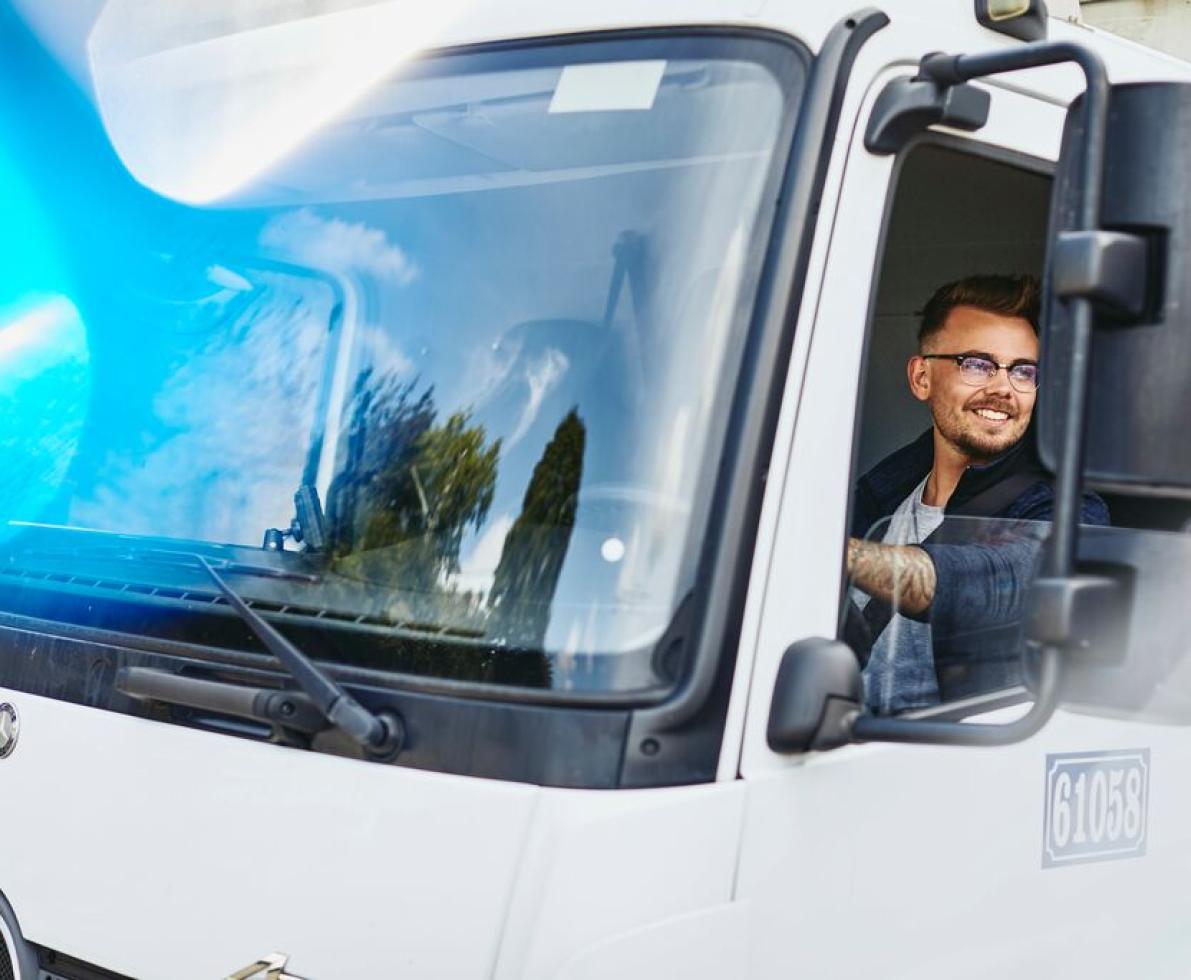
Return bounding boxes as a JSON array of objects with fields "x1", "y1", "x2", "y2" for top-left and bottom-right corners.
[
  {"x1": 0, "y1": 623, "x2": 632, "y2": 787},
  {"x1": 33, "y1": 946, "x2": 133, "y2": 980},
  {"x1": 620, "y1": 9, "x2": 891, "y2": 787},
  {"x1": 0, "y1": 609, "x2": 664, "y2": 709}
]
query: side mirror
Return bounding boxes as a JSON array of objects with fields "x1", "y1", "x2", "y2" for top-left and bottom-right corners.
[
  {"x1": 767, "y1": 638, "x2": 863, "y2": 753},
  {"x1": 767, "y1": 632, "x2": 1063, "y2": 751},
  {"x1": 1034, "y1": 82, "x2": 1191, "y2": 722},
  {"x1": 1040, "y1": 82, "x2": 1191, "y2": 490}
]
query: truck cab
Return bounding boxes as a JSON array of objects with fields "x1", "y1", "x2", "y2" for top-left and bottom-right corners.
[{"x1": 0, "y1": 1, "x2": 1189, "y2": 977}]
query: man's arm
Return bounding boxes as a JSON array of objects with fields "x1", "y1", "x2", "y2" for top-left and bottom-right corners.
[
  {"x1": 846, "y1": 537, "x2": 937, "y2": 616},
  {"x1": 923, "y1": 485, "x2": 1110, "y2": 636}
]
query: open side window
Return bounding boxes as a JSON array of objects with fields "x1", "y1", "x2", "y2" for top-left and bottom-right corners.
[{"x1": 842, "y1": 138, "x2": 1053, "y2": 717}]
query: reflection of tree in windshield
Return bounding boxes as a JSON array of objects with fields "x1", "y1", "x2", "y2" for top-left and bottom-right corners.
[
  {"x1": 324, "y1": 369, "x2": 586, "y2": 667},
  {"x1": 327, "y1": 370, "x2": 500, "y2": 594},
  {"x1": 490, "y1": 407, "x2": 585, "y2": 647}
]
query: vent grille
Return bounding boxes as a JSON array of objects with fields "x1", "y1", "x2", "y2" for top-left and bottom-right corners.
[{"x1": 0, "y1": 564, "x2": 483, "y2": 639}]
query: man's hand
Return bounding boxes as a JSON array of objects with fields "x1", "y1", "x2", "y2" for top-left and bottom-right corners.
[{"x1": 847, "y1": 538, "x2": 937, "y2": 616}]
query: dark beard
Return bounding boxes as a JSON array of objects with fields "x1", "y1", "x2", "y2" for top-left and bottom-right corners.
[{"x1": 930, "y1": 400, "x2": 1029, "y2": 463}]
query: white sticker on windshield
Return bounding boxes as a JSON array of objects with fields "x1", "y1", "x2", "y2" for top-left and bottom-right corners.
[{"x1": 549, "y1": 60, "x2": 666, "y2": 114}]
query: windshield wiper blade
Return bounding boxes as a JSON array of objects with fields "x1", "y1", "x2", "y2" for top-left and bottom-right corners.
[
  {"x1": 197, "y1": 557, "x2": 404, "y2": 758},
  {"x1": 140, "y1": 548, "x2": 321, "y2": 583}
]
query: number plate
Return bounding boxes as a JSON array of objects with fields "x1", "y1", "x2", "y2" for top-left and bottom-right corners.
[{"x1": 1042, "y1": 749, "x2": 1150, "y2": 869}]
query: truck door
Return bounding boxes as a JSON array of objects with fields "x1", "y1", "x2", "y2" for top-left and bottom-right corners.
[{"x1": 732, "y1": 43, "x2": 1191, "y2": 980}]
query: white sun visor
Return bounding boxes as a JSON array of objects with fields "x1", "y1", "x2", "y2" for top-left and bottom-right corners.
[{"x1": 87, "y1": 0, "x2": 481, "y2": 205}]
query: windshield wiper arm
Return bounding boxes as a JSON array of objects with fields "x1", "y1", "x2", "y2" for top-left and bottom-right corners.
[{"x1": 197, "y1": 557, "x2": 403, "y2": 758}]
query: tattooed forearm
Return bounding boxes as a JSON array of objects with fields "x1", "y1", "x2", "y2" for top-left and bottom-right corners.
[{"x1": 846, "y1": 538, "x2": 937, "y2": 616}]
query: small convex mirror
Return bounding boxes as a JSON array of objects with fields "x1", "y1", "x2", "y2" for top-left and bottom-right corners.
[{"x1": 975, "y1": 0, "x2": 1048, "y2": 41}]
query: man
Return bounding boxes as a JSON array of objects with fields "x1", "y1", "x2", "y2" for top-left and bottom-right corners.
[{"x1": 846, "y1": 274, "x2": 1109, "y2": 714}]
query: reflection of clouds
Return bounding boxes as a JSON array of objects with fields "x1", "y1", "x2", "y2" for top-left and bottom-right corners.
[
  {"x1": 462, "y1": 333, "x2": 570, "y2": 448},
  {"x1": 260, "y1": 208, "x2": 419, "y2": 285},
  {"x1": 206, "y1": 264, "x2": 253, "y2": 293},
  {"x1": 0, "y1": 296, "x2": 90, "y2": 537},
  {"x1": 507, "y1": 349, "x2": 568, "y2": 448},
  {"x1": 71, "y1": 277, "x2": 332, "y2": 544},
  {"x1": 451, "y1": 512, "x2": 513, "y2": 594},
  {"x1": 358, "y1": 321, "x2": 414, "y2": 379},
  {"x1": 462, "y1": 332, "x2": 521, "y2": 407},
  {"x1": 0, "y1": 296, "x2": 86, "y2": 378}
]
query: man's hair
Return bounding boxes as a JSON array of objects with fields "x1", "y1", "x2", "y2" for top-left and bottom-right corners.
[{"x1": 918, "y1": 273, "x2": 1041, "y2": 349}]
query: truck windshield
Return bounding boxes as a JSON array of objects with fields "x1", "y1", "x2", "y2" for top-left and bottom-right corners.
[{"x1": 0, "y1": 34, "x2": 806, "y2": 697}]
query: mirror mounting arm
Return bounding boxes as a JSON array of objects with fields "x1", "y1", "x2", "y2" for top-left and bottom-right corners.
[
  {"x1": 850, "y1": 646, "x2": 1063, "y2": 747},
  {"x1": 863, "y1": 77, "x2": 990, "y2": 155}
]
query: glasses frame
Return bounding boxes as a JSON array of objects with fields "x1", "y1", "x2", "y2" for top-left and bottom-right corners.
[{"x1": 920, "y1": 352, "x2": 1040, "y2": 392}]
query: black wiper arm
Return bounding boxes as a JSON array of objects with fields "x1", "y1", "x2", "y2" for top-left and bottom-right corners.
[{"x1": 197, "y1": 557, "x2": 403, "y2": 758}]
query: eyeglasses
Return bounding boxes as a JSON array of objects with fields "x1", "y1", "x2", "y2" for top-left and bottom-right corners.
[{"x1": 921, "y1": 353, "x2": 1040, "y2": 392}]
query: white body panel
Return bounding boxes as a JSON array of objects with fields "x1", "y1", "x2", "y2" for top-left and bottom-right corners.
[
  {"x1": 3, "y1": 2, "x2": 1191, "y2": 978},
  {"x1": 3, "y1": 689, "x2": 748, "y2": 980},
  {"x1": 729, "y1": 10, "x2": 1191, "y2": 980},
  {"x1": 738, "y1": 712, "x2": 1191, "y2": 980},
  {"x1": 3, "y1": 690, "x2": 536, "y2": 978}
]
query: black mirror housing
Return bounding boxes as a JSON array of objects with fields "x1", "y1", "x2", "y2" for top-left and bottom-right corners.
[
  {"x1": 1041, "y1": 82, "x2": 1191, "y2": 491},
  {"x1": 767, "y1": 638, "x2": 863, "y2": 753}
]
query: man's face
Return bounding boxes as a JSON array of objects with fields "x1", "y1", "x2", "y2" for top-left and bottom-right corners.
[{"x1": 908, "y1": 304, "x2": 1039, "y2": 463}]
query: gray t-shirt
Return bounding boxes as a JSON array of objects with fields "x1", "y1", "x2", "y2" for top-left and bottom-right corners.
[{"x1": 853, "y1": 475, "x2": 945, "y2": 714}]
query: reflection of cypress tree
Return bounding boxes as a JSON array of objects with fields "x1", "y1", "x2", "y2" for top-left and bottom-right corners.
[
  {"x1": 326, "y1": 370, "x2": 500, "y2": 593},
  {"x1": 489, "y1": 408, "x2": 586, "y2": 647}
]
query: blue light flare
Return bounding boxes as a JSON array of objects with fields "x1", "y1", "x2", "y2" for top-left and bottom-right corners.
[{"x1": 0, "y1": 139, "x2": 90, "y2": 543}]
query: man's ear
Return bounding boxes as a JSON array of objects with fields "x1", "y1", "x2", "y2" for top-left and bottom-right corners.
[{"x1": 907, "y1": 355, "x2": 930, "y2": 403}]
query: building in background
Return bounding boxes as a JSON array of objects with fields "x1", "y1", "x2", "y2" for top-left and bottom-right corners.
[{"x1": 1081, "y1": 0, "x2": 1191, "y2": 61}]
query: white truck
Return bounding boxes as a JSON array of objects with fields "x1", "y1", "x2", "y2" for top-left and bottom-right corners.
[{"x1": 0, "y1": 0, "x2": 1189, "y2": 977}]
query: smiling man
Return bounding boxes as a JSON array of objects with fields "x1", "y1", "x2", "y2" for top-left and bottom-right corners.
[{"x1": 846, "y1": 274, "x2": 1109, "y2": 714}]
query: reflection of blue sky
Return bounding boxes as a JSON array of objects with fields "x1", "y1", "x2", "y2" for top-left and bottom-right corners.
[
  {"x1": 0, "y1": 296, "x2": 89, "y2": 544},
  {"x1": 69, "y1": 270, "x2": 335, "y2": 543},
  {"x1": 260, "y1": 207, "x2": 419, "y2": 286},
  {"x1": 0, "y1": 131, "x2": 68, "y2": 308},
  {"x1": 0, "y1": 118, "x2": 89, "y2": 546}
]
